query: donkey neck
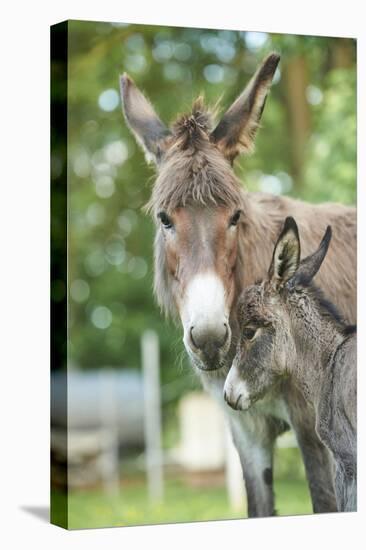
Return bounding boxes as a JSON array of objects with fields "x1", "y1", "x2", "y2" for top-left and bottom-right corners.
[{"x1": 237, "y1": 192, "x2": 286, "y2": 290}]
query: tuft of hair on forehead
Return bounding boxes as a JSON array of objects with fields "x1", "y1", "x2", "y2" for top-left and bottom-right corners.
[
  {"x1": 171, "y1": 96, "x2": 216, "y2": 149},
  {"x1": 145, "y1": 96, "x2": 244, "y2": 216}
]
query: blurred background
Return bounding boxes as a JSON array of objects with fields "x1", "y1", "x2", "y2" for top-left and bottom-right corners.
[{"x1": 51, "y1": 20, "x2": 356, "y2": 529}]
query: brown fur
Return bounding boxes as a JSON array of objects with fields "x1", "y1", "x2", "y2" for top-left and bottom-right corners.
[
  {"x1": 145, "y1": 105, "x2": 244, "y2": 216},
  {"x1": 135, "y1": 94, "x2": 356, "y2": 323},
  {"x1": 152, "y1": 179, "x2": 356, "y2": 324}
]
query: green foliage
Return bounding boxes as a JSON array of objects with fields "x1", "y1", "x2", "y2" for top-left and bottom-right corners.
[{"x1": 303, "y1": 68, "x2": 356, "y2": 204}]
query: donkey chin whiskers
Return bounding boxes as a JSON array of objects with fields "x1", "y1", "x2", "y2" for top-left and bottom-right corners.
[{"x1": 190, "y1": 351, "x2": 230, "y2": 377}]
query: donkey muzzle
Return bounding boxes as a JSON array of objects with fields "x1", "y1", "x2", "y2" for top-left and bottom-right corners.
[
  {"x1": 188, "y1": 322, "x2": 230, "y2": 369},
  {"x1": 181, "y1": 272, "x2": 231, "y2": 370}
]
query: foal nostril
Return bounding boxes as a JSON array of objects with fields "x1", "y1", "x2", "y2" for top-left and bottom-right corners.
[{"x1": 234, "y1": 394, "x2": 242, "y2": 410}]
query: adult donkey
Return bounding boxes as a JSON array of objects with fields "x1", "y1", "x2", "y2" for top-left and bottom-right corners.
[{"x1": 120, "y1": 53, "x2": 356, "y2": 517}]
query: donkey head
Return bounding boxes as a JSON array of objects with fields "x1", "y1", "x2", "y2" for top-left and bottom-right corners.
[
  {"x1": 120, "y1": 53, "x2": 279, "y2": 372},
  {"x1": 224, "y1": 217, "x2": 332, "y2": 410}
]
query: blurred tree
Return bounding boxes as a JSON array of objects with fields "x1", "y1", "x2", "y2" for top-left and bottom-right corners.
[
  {"x1": 302, "y1": 67, "x2": 356, "y2": 204},
  {"x1": 283, "y1": 55, "x2": 311, "y2": 189}
]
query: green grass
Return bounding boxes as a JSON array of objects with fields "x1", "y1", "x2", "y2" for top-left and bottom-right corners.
[
  {"x1": 51, "y1": 447, "x2": 314, "y2": 529},
  {"x1": 55, "y1": 476, "x2": 312, "y2": 529}
]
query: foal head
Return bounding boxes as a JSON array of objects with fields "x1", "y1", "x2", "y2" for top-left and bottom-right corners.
[
  {"x1": 120, "y1": 53, "x2": 279, "y2": 371},
  {"x1": 224, "y1": 217, "x2": 334, "y2": 410}
]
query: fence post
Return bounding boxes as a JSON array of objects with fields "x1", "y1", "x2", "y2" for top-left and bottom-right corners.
[
  {"x1": 99, "y1": 369, "x2": 120, "y2": 495},
  {"x1": 141, "y1": 330, "x2": 164, "y2": 502}
]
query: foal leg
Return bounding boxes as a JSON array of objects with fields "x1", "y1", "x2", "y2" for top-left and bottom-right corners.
[
  {"x1": 336, "y1": 469, "x2": 357, "y2": 512},
  {"x1": 334, "y1": 461, "x2": 356, "y2": 512},
  {"x1": 295, "y1": 427, "x2": 337, "y2": 513},
  {"x1": 330, "y1": 439, "x2": 357, "y2": 512},
  {"x1": 288, "y1": 391, "x2": 337, "y2": 513},
  {"x1": 228, "y1": 412, "x2": 286, "y2": 517}
]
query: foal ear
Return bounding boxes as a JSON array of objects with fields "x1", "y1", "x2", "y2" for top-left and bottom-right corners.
[
  {"x1": 210, "y1": 53, "x2": 280, "y2": 162},
  {"x1": 268, "y1": 217, "x2": 301, "y2": 285},
  {"x1": 120, "y1": 74, "x2": 171, "y2": 165},
  {"x1": 290, "y1": 226, "x2": 332, "y2": 286}
]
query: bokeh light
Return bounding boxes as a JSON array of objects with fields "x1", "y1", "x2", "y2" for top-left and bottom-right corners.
[
  {"x1": 244, "y1": 31, "x2": 269, "y2": 50},
  {"x1": 98, "y1": 89, "x2": 120, "y2": 111},
  {"x1": 203, "y1": 64, "x2": 225, "y2": 83},
  {"x1": 90, "y1": 306, "x2": 113, "y2": 329},
  {"x1": 70, "y1": 279, "x2": 90, "y2": 303}
]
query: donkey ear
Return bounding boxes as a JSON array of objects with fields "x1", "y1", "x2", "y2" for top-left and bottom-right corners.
[
  {"x1": 210, "y1": 53, "x2": 280, "y2": 162},
  {"x1": 120, "y1": 74, "x2": 171, "y2": 165},
  {"x1": 268, "y1": 217, "x2": 301, "y2": 285},
  {"x1": 290, "y1": 226, "x2": 332, "y2": 287}
]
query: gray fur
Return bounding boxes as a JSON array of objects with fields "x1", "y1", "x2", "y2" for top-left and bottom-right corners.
[{"x1": 228, "y1": 219, "x2": 357, "y2": 511}]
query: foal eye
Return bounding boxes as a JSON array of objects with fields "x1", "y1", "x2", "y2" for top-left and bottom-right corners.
[
  {"x1": 158, "y1": 211, "x2": 173, "y2": 229},
  {"x1": 243, "y1": 327, "x2": 257, "y2": 341},
  {"x1": 229, "y1": 210, "x2": 242, "y2": 227}
]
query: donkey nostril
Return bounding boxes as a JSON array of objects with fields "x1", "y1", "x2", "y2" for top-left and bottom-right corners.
[
  {"x1": 190, "y1": 322, "x2": 229, "y2": 352},
  {"x1": 190, "y1": 326, "x2": 199, "y2": 349},
  {"x1": 215, "y1": 323, "x2": 229, "y2": 349},
  {"x1": 224, "y1": 390, "x2": 228, "y2": 403}
]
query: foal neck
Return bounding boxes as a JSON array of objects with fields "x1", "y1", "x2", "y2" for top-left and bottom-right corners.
[{"x1": 290, "y1": 297, "x2": 348, "y2": 405}]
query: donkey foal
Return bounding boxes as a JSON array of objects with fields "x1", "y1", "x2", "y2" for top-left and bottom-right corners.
[{"x1": 224, "y1": 217, "x2": 357, "y2": 512}]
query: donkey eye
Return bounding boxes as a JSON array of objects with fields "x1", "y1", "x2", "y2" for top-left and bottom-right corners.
[
  {"x1": 158, "y1": 211, "x2": 173, "y2": 229},
  {"x1": 229, "y1": 210, "x2": 242, "y2": 227},
  {"x1": 243, "y1": 327, "x2": 257, "y2": 341}
]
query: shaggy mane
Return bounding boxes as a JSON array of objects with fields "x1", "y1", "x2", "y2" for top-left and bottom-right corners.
[
  {"x1": 288, "y1": 276, "x2": 356, "y2": 337},
  {"x1": 145, "y1": 97, "x2": 244, "y2": 215},
  {"x1": 311, "y1": 285, "x2": 356, "y2": 337}
]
